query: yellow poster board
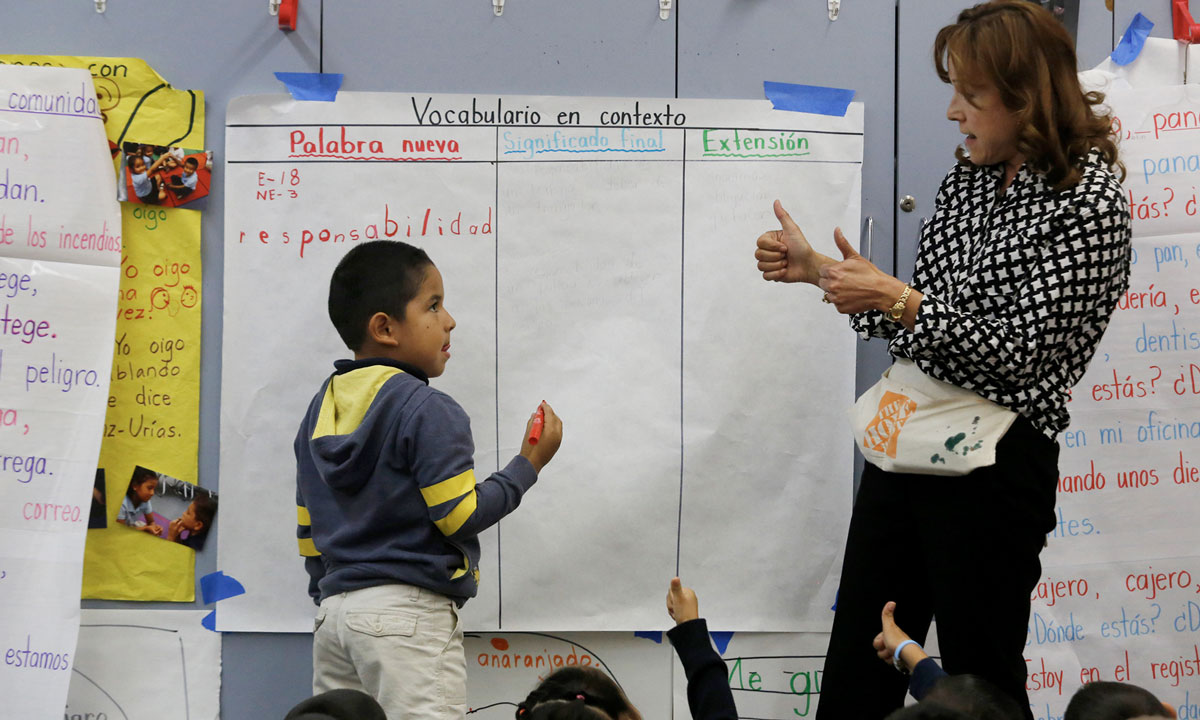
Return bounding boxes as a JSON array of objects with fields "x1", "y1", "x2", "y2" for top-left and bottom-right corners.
[{"x1": 0, "y1": 55, "x2": 204, "y2": 601}]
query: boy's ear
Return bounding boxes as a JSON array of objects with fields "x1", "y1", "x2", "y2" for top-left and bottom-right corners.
[
  {"x1": 366, "y1": 312, "x2": 401, "y2": 347},
  {"x1": 193, "y1": 520, "x2": 204, "y2": 533}
]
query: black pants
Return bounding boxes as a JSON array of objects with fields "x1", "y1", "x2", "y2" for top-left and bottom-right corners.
[{"x1": 815, "y1": 415, "x2": 1059, "y2": 720}]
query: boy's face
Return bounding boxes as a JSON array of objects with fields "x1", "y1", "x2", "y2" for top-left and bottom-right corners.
[
  {"x1": 134, "y1": 478, "x2": 156, "y2": 503},
  {"x1": 387, "y1": 265, "x2": 455, "y2": 378},
  {"x1": 182, "y1": 162, "x2": 196, "y2": 176},
  {"x1": 131, "y1": 157, "x2": 146, "y2": 173},
  {"x1": 180, "y1": 502, "x2": 201, "y2": 531}
]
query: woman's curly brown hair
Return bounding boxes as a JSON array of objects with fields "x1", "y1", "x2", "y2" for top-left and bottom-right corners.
[{"x1": 934, "y1": 0, "x2": 1124, "y2": 190}]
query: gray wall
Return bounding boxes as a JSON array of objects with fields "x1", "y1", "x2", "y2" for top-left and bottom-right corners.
[{"x1": 2, "y1": 0, "x2": 1191, "y2": 716}]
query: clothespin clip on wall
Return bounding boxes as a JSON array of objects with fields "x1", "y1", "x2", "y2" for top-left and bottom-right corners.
[
  {"x1": 1173, "y1": 0, "x2": 1199, "y2": 82},
  {"x1": 494, "y1": 0, "x2": 504, "y2": 17},
  {"x1": 1173, "y1": 0, "x2": 1199, "y2": 43},
  {"x1": 276, "y1": 0, "x2": 298, "y2": 30},
  {"x1": 659, "y1": 0, "x2": 672, "y2": 21},
  {"x1": 827, "y1": 0, "x2": 841, "y2": 22},
  {"x1": 94, "y1": 0, "x2": 106, "y2": 13}
]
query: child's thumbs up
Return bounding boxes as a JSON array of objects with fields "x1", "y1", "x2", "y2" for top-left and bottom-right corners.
[{"x1": 666, "y1": 577, "x2": 699, "y2": 625}]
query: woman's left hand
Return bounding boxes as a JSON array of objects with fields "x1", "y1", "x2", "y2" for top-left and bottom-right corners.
[{"x1": 818, "y1": 229, "x2": 906, "y2": 314}]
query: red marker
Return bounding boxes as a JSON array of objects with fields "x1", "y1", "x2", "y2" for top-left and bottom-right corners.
[{"x1": 528, "y1": 404, "x2": 545, "y2": 445}]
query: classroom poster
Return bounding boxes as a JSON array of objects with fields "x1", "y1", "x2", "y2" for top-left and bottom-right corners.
[
  {"x1": 1021, "y1": 83, "x2": 1200, "y2": 715},
  {"x1": 466, "y1": 631, "x2": 672, "y2": 717},
  {"x1": 0, "y1": 65, "x2": 121, "y2": 720},
  {"x1": 67, "y1": 609, "x2": 221, "y2": 720},
  {"x1": 0, "y1": 55, "x2": 205, "y2": 601},
  {"x1": 220, "y1": 92, "x2": 862, "y2": 633}
]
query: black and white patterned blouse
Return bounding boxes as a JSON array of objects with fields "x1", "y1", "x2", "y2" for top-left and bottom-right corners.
[{"x1": 851, "y1": 150, "x2": 1132, "y2": 439}]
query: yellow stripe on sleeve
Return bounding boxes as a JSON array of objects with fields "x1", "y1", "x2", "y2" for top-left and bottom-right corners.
[
  {"x1": 419, "y1": 469, "x2": 477, "y2": 507},
  {"x1": 297, "y1": 506, "x2": 312, "y2": 526},
  {"x1": 432, "y1": 490, "x2": 478, "y2": 536},
  {"x1": 298, "y1": 537, "x2": 320, "y2": 557}
]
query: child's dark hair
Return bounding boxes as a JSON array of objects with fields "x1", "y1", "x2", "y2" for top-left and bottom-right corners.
[
  {"x1": 922, "y1": 674, "x2": 1024, "y2": 720},
  {"x1": 328, "y1": 240, "x2": 433, "y2": 351},
  {"x1": 885, "y1": 705, "x2": 975, "y2": 720},
  {"x1": 126, "y1": 466, "x2": 158, "y2": 501},
  {"x1": 184, "y1": 157, "x2": 199, "y2": 169},
  {"x1": 191, "y1": 493, "x2": 218, "y2": 532},
  {"x1": 516, "y1": 667, "x2": 639, "y2": 720},
  {"x1": 1064, "y1": 681, "x2": 1172, "y2": 720}
]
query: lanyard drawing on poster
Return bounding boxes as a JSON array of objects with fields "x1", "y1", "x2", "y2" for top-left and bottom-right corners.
[
  {"x1": 1022, "y1": 83, "x2": 1200, "y2": 716},
  {"x1": 0, "y1": 55, "x2": 205, "y2": 602},
  {"x1": 0, "y1": 64, "x2": 121, "y2": 720}
]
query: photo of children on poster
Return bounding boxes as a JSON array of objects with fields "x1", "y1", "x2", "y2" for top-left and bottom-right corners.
[
  {"x1": 118, "y1": 142, "x2": 212, "y2": 208},
  {"x1": 115, "y1": 466, "x2": 218, "y2": 551}
]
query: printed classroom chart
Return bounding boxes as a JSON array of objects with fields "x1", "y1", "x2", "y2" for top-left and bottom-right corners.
[
  {"x1": 1024, "y1": 84, "x2": 1200, "y2": 715},
  {"x1": 0, "y1": 66, "x2": 121, "y2": 718},
  {"x1": 67, "y1": 609, "x2": 221, "y2": 720},
  {"x1": 222, "y1": 92, "x2": 862, "y2": 633}
]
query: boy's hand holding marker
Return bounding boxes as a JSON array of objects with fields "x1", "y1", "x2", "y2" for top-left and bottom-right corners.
[{"x1": 520, "y1": 401, "x2": 562, "y2": 473}]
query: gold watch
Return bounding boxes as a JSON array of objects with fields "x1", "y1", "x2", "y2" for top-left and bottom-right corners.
[{"x1": 887, "y1": 284, "x2": 912, "y2": 322}]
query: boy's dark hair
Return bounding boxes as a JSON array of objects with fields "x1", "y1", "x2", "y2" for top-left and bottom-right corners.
[
  {"x1": 191, "y1": 493, "x2": 218, "y2": 532},
  {"x1": 328, "y1": 240, "x2": 433, "y2": 352},
  {"x1": 126, "y1": 466, "x2": 158, "y2": 501},
  {"x1": 516, "y1": 667, "x2": 637, "y2": 720},
  {"x1": 885, "y1": 705, "x2": 975, "y2": 720},
  {"x1": 184, "y1": 157, "x2": 199, "y2": 169},
  {"x1": 283, "y1": 688, "x2": 387, "y2": 720},
  {"x1": 524, "y1": 701, "x2": 611, "y2": 720},
  {"x1": 1064, "y1": 681, "x2": 1172, "y2": 720},
  {"x1": 922, "y1": 674, "x2": 1024, "y2": 720}
]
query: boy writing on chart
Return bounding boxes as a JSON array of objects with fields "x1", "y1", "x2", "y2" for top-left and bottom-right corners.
[{"x1": 295, "y1": 239, "x2": 562, "y2": 720}]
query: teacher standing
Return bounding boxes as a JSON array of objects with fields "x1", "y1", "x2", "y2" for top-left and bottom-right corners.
[{"x1": 754, "y1": 2, "x2": 1131, "y2": 718}]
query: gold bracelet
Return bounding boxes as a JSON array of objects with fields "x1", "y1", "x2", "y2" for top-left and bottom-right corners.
[{"x1": 887, "y1": 284, "x2": 912, "y2": 322}]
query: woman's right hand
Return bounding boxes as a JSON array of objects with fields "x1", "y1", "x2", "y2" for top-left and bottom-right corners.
[{"x1": 755, "y1": 200, "x2": 828, "y2": 286}]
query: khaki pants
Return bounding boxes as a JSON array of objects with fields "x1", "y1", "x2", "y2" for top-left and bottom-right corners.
[{"x1": 312, "y1": 583, "x2": 466, "y2": 720}]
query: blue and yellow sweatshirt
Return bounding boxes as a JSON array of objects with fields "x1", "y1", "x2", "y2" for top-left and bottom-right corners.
[{"x1": 294, "y1": 358, "x2": 537, "y2": 606}]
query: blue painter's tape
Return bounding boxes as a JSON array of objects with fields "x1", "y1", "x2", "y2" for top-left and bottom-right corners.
[
  {"x1": 709, "y1": 631, "x2": 734, "y2": 655},
  {"x1": 200, "y1": 570, "x2": 246, "y2": 605},
  {"x1": 1111, "y1": 13, "x2": 1154, "y2": 66},
  {"x1": 201, "y1": 610, "x2": 217, "y2": 632},
  {"x1": 274, "y1": 72, "x2": 344, "y2": 101},
  {"x1": 633, "y1": 631, "x2": 663, "y2": 644},
  {"x1": 764, "y1": 81, "x2": 855, "y2": 117}
]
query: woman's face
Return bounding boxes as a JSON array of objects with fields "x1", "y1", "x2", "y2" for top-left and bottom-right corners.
[{"x1": 946, "y1": 64, "x2": 1022, "y2": 171}]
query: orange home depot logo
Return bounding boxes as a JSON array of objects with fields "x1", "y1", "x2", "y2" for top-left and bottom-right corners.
[{"x1": 863, "y1": 391, "x2": 918, "y2": 458}]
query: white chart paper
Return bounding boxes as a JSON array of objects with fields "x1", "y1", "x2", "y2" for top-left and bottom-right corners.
[
  {"x1": 0, "y1": 65, "x2": 121, "y2": 720},
  {"x1": 221, "y1": 92, "x2": 862, "y2": 632}
]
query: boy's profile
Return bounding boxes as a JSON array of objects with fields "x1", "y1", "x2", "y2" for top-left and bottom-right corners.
[
  {"x1": 168, "y1": 493, "x2": 217, "y2": 550},
  {"x1": 295, "y1": 239, "x2": 562, "y2": 719}
]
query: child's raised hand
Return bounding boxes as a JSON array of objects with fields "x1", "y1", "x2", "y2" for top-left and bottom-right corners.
[
  {"x1": 167, "y1": 518, "x2": 183, "y2": 541},
  {"x1": 520, "y1": 401, "x2": 562, "y2": 474},
  {"x1": 872, "y1": 601, "x2": 914, "y2": 663},
  {"x1": 666, "y1": 577, "x2": 699, "y2": 625}
]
